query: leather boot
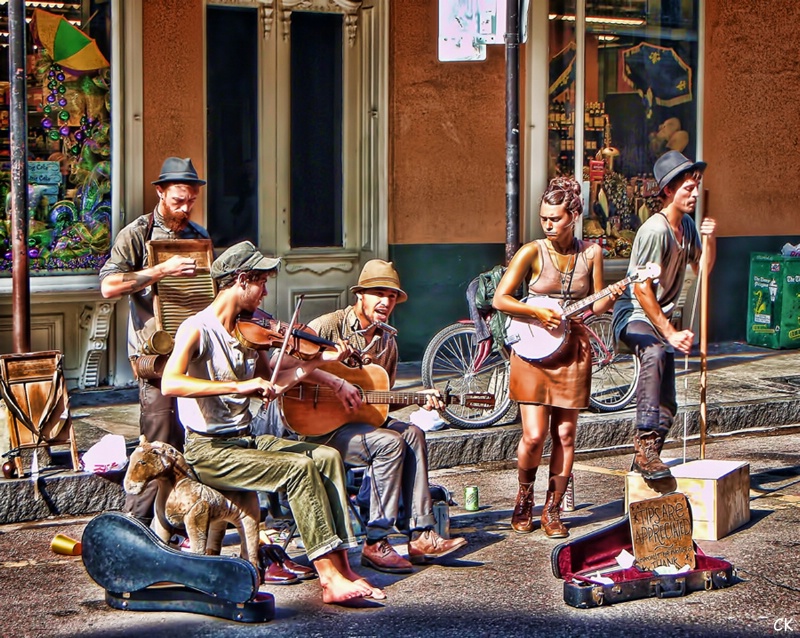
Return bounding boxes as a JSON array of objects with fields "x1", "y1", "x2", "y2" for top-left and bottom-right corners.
[
  {"x1": 511, "y1": 483, "x2": 535, "y2": 534},
  {"x1": 540, "y1": 490, "x2": 569, "y2": 538},
  {"x1": 632, "y1": 430, "x2": 672, "y2": 480}
]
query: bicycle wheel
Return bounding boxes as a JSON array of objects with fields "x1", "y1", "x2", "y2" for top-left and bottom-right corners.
[
  {"x1": 421, "y1": 322, "x2": 514, "y2": 428},
  {"x1": 585, "y1": 313, "x2": 639, "y2": 412}
]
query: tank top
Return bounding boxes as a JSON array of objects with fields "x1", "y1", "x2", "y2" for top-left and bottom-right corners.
[{"x1": 528, "y1": 238, "x2": 592, "y2": 301}]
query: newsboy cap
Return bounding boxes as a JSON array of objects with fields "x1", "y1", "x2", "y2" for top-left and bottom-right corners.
[{"x1": 210, "y1": 241, "x2": 281, "y2": 279}]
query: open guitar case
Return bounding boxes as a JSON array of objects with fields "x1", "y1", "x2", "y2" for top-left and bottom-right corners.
[
  {"x1": 551, "y1": 515, "x2": 737, "y2": 608},
  {"x1": 82, "y1": 512, "x2": 274, "y2": 623}
]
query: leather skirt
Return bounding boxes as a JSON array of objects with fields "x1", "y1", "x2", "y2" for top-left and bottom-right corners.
[{"x1": 509, "y1": 323, "x2": 592, "y2": 409}]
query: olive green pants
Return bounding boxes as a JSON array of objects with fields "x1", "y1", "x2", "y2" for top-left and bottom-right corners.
[{"x1": 183, "y1": 432, "x2": 357, "y2": 561}]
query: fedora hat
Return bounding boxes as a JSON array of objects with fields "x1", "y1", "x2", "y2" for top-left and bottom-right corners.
[
  {"x1": 210, "y1": 241, "x2": 281, "y2": 279},
  {"x1": 152, "y1": 157, "x2": 206, "y2": 186},
  {"x1": 654, "y1": 150, "x2": 706, "y2": 194},
  {"x1": 350, "y1": 259, "x2": 407, "y2": 304}
]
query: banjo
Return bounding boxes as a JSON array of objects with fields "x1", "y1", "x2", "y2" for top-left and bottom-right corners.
[{"x1": 504, "y1": 263, "x2": 661, "y2": 362}]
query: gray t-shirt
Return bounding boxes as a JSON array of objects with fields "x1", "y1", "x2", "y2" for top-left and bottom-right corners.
[
  {"x1": 98, "y1": 209, "x2": 209, "y2": 357},
  {"x1": 176, "y1": 306, "x2": 258, "y2": 435},
  {"x1": 612, "y1": 212, "x2": 701, "y2": 339}
]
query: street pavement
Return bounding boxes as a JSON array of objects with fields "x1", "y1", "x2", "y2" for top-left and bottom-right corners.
[
  {"x1": 0, "y1": 430, "x2": 798, "y2": 638},
  {"x1": 1, "y1": 340, "x2": 800, "y2": 637}
]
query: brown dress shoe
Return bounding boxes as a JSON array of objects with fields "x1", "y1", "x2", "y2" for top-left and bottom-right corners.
[
  {"x1": 361, "y1": 539, "x2": 414, "y2": 574},
  {"x1": 262, "y1": 544, "x2": 317, "y2": 580},
  {"x1": 511, "y1": 483, "x2": 535, "y2": 534},
  {"x1": 408, "y1": 529, "x2": 468, "y2": 564},
  {"x1": 540, "y1": 490, "x2": 569, "y2": 538},
  {"x1": 258, "y1": 545, "x2": 300, "y2": 585},
  {"x1": 632, "y1": 430, "x2": 672, "y2": 480}
]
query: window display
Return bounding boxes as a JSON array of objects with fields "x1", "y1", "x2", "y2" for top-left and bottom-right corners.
[
  {"x1": 0, "y1": 1, "x2": 112, "y2": 276},
  {"x1": 548, "y1": 0, "x2": 700, "y2": 259}
]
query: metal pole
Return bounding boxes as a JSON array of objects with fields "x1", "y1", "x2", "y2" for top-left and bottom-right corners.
[
  {"x1": 504, "y1": 0, "x2": 520, "y2": 265},
  {"x1": 9, "y1": 0, "x2": 30, "y2": 353}
]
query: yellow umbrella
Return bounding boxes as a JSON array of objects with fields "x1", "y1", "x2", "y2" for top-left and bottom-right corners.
[{"x1": 31, "y1": 9, "x2": 109, "y2": 73}]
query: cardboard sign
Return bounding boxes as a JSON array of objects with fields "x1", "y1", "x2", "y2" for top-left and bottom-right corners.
[{"x1": 629, "y1": 493, "x2": 696, "y2": 572}]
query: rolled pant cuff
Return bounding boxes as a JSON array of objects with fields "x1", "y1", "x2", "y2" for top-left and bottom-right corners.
[
  {"x1": 409, "y1": 514, "x2": 436, "y2": 531},
  {"x1": 305, "y1": 536, "x2": 343, "y2": 562}
]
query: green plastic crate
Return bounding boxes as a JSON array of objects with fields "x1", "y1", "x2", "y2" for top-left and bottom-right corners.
[{"x1": 746, "y1": 253, "x2": 800, "y2": 349}]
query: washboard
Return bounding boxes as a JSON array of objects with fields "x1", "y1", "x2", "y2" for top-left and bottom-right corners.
[{"x1": 147, "y1": 240, "x2": 217, "y2": 339}]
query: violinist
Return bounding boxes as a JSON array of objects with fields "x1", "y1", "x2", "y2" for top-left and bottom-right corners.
[
  {"x1": 161, "y1": 241, "x2": 384, "y2": 605},
  {"x1": 303, "y1": 260, "x2": 468, "y2": 574}
]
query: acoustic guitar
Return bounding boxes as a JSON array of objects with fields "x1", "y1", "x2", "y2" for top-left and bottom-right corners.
[
  {"x1": 281, "y1": 361, "x2": 495, "y2": 436},
  {"x1": 505, "y1": 262, "x2": 661, "y2": 362}
]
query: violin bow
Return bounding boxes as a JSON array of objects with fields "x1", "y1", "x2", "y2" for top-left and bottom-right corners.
[{"x1": 269, "y1": 295, "x2": 305, "y2": 386}]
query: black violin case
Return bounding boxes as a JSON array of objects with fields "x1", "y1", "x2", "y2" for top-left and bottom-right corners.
[
  {"x1": 551, "y1": 515, "x2": 736, "y2": 608},
  {"x1": 82, "y1": 512, "x2": 274, "y2": 623}
]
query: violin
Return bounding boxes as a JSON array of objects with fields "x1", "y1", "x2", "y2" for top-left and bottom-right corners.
[{"x1": 234, "y1": 308, "x2": 367, "y2": 367}]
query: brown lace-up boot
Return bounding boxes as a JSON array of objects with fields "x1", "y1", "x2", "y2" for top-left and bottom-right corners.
[
  {"x1": 511, "y1": 483, "x2": 535, "y2": 534},
  {"x1": 632, "y1": 430, "x2": 672, "y2": 480},
  {"x1": 541, "y1": 475, "x2": 569, "y2": 538}
]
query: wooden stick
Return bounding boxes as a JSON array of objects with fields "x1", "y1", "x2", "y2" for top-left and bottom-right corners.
[{"x1": 699, "y1": 233, "x2": 709, "y2": 460}]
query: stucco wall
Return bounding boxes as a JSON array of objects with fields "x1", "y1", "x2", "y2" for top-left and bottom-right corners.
[
  {"x1": 142, "y1": 0, "x2": 206, "y2": 217},
  {"x1": 390, "y1": 0, "x2": 507, "y2": 245},
  {"x1": 703, "y1": 0, "x2": 800, "y2": 238}
]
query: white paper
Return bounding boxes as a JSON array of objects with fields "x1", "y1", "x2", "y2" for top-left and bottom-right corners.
[
  {"x1": 409, "y1": 407, "x2": 447, "y2": 432},
  {"x1": 616, "y1": 549, "x2": 636, "y2": 568}
]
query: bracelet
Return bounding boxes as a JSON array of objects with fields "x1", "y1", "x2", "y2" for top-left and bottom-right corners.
[{"x1": 336, "y1": 378, "x2": 345, "y2": 392}]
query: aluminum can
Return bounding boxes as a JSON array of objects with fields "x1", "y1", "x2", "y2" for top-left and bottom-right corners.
[
  {"x1": 433, "y1": 501, "x2": 450, "y2": 539},
  {"x1": 464, "y1": 485, "x2": 479, "y2": 511}
]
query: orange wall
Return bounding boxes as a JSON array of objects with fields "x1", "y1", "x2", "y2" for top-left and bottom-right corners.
[
  {"x1": 390, "y1": 0, "x2": 507, "y2": 245},
  {"x1": 703, "y1": 0, "x2": 800, "y2": 237},
  {"x1": 141, "y1": 0, "x2": 206, "y2": 217}
]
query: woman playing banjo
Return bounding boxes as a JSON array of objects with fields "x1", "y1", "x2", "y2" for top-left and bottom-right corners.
[{"x1": 493, "y1": 177, "x2": 624, "y2": 538}]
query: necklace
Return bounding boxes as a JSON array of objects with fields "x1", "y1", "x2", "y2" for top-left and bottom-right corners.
[{"x1": 546, "y1": 238, "x2": 578, "y2": 300}]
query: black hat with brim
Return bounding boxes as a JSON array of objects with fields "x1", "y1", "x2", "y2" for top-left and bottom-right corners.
[
  {"x1": 152, "y1": 157, "x2": 207, "y2": 186},
  {"x1": 654, "y1": 150, "x2": 706, "y2": 194}
]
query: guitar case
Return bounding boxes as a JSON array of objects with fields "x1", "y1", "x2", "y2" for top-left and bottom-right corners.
[
  {"x1": 551, "y1": 515, "x2": 736, "y2": 608},
  {"x1": 82, "y1": 512, "x2": 275, "y2": 623}
]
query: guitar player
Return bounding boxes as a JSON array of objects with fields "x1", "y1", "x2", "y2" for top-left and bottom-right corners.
[
  {"x1": 493, "y1": 177, "x2": 624, "y2": 539},
  {"x1": 301, "y1": 260, "x2": 468, "y2": 574}
]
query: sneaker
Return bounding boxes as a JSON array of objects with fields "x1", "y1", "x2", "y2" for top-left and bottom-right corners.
[
  {"x1": 632, "y1": 431, "x2": 672, "y2": 480},
  {"x1": 408, "y1": 529, "x2": 468, "y2": 564}
]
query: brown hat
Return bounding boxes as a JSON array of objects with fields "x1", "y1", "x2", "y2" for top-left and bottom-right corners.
[{"x1": 350, "y1": 259, "x2": 407, "y2": 304}]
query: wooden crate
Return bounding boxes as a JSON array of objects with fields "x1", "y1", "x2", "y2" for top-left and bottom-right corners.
[{"x1": 625, "y1": 459, "x2": 750, "y2": 541}]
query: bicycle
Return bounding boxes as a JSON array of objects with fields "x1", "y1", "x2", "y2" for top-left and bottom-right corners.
[{"x1": 421, "y1": 312, "x2": 639, "y2": 429}]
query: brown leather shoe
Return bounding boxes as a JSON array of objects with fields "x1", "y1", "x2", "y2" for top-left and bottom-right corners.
[
  {"x1": 632, "y1": 430, "x2": 672, "y2": 480},
  {"x1": 258, "y1": 545, "x2": 300, "y2": 585},
  {"x1": 262, "y1": 544, "x2": 317, "y2": 580},
  {"x1": 361, "y1": 539, "x2": 414, "y2": 574},
  {"x1": 540, "y1": 490, "x2": 569, "y2": 538},
  {"x1": 408, "y1": 529, "x2": 468, "y2": 564},
  {"x1": 511, "y1": 483, "x2": 535, "y2": 534}
]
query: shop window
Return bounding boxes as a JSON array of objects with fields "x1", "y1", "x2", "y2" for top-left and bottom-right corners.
[
  {"x1": 0, "y1": 0, "x2": 112, "y2": 276},
  {"x1": 548, "y1": 0, "x2": 700, "y2": 260},
  {"x1": 206, "y1": 5, "x2": 260, "y2": 249},
  {"x1": 290, "y1": 11, "x2": 343, "y2": 248}
]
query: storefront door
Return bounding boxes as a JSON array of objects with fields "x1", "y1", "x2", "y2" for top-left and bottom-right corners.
[{"x1": 205, "y1": 0, "x2": 388, "y2": 324}]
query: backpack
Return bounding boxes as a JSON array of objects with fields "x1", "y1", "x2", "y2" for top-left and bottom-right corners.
[{"x1": 474, "y1": 265, "x2": 525, "y2": 349}]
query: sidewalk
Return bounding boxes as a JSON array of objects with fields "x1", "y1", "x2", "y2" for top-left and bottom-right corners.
[{"x1": 2, "y1": 341, "x2": 800, "y2": 524}]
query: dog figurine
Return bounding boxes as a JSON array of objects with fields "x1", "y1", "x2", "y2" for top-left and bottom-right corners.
[{"x1": 123, "y1": 436, "x2": 261, "y2": 578}]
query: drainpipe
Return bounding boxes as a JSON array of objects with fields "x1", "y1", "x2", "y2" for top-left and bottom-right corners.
[
  {"x1": 9, "y1": 0, "x2": 30, "y2": 353},
  {"x1": 504, "y1": 0, "x2": 520, "y2": 265}
]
